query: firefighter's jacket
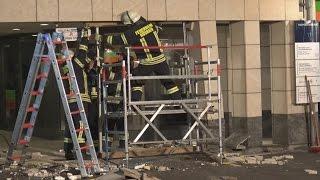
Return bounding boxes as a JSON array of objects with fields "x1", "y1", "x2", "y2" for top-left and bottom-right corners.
[
  {"x1": 64, "y1": 37, "x2": 93, "y2": 103},
  {"x1": 104, "y1": 18, "x2": 165, "y2": 66}
]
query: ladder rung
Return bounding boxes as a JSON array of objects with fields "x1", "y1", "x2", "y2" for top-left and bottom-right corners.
[
  {"x1": 31, "y1": 90, "x2": 43, "y2": 96},
  {"x1": 80, "y1": 145, "x2": 92, "y2": 151},
  {"x1": 76, "y1": 127, "x2": 86, "y2": 133},
  {"x1": 53, "y1": 40, "x2": 63, "y2": 45},
  {"x1": 57, "y1": 58, "x2": 67, "y2": 65},
  {"x1": 23, "y1": 123, "x2": 34, "y2": 129},
  {"x1": 18, "y1": 139, "x2": 29, "y2": 145},
  {"x1": 62, "y1": 76, "x2": 70, "y2": 80},
  {"x1": 36, "y1": 73, "x2": 48, "y2": 80},
  {"x1": 85, "y1": 162, "x2": 94, "y2": 168},
  {"x1": 8, "y1": 155, "x2": 21, "y2": 161},
  {"x1": 67, "y1": 92, "x2": 75, "y2": 98},
  {"x1": 26, "y1": 106, "x2": 38, "y2": 113},
  {"x1": 71, "y1": 110, "x2": 83, "y2": 115},
  {"x1": 41, "y1": 56, "x2": 50, "y2": 63}
]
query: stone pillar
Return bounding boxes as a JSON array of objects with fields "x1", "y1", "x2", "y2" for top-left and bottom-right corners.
[
  {"x1": 270, "y1": 21, "x2": 308, "y2": 145},
  {"x1": 260, "y1": 23, "x2": 272, "y2": 138},
  {"x1": 230, "y1": 21, "x2": 262, "y2": 147},
  {"x1": 218, "y1": 25, "x2": 232, "y2": 137},
  {"x1": 189, "y1": 21, "x2": 222, "y2": 137}
]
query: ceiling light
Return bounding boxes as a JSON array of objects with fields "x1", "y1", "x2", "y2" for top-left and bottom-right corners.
[
  {"x1": 40, "y1": 23, "x2": 49, "y2": 26},
  {"x1": 32, "y1": 34, "x2": 37, "y2": 37},
  {"x1": 12, "y1": 28, "x2": 21, "y2": 31}
]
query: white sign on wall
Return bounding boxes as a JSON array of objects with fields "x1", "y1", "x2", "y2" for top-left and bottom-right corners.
[
  {"x1": 295, "y1": 43, "x2": 319, "y2": 60},
  {"x1": 55, "y1": 28, "x2": 78, "y2": 41},
  {"x1": 295, "y1": 42, "x2": 320, "y2": 104},
  {"x1": 294, "y1": 21, "x2": 320, "y2": 104}
]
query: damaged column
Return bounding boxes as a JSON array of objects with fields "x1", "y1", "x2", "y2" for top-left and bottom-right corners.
[{"x1": 229, "y1": 21, "x2": 262, "y2": 147}]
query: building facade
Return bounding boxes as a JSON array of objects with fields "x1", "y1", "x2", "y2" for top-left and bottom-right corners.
[{"x1": 0, "y1": 0, "x2": 314, "y2": 146}]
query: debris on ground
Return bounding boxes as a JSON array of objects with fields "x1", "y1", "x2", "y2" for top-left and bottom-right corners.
[
  {"x1": 31, "y1": 152, "x2": 44, "y2": 159},
  {"x1": 122, "y1": 168, "x2": 142, "y2": 179},
  {"x1": 142, "y1": 173, "x2": 161, "y2": 180},
  {"x1": 27, "y1": 168, "x2": 51, "y2": 178},
  {"x1": 224, "y1": 153, "x2": 295, "y2": 166},
  {"x1": 54, "y1": 176, "x2": 65, "y2": 180},
  {"x1": 210, "y1": 176, "x2": 237, "y2": 180},
  {"x1": 224, "y1": 131, "x2": 250, "y2": 150},
  {"x1": 304, "y1": 169, "x2": 318, "y2": 175},
  {"x1": 144, "y1": 165, "x2": 152, "y2": 170},
  {"x1": 261, "y1": 158, "x2": 278, "y2": 165},
  {"x1": 134, "y1": 163, "x2": 146, "y2": 170},
  {"x1": 157, "y1": 166, "x2": 170, "y2": 172},
  {"x1": 67, "y1": 173, "x2": 81, "y2": 180}
]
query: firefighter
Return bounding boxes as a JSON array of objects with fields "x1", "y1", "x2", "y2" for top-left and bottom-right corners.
[
  {"x1": 103, "y1": 47, "x2": 125, "y2": 149},
  {"x1": 63, "y1": 29, "x2": 94, "y2": 160},
  {"x1": 87, "y1": 56, "x2": 99, "y2": 152},
  {"x1": 102, "y1": 11, "x2": 181, "y2": 101}
]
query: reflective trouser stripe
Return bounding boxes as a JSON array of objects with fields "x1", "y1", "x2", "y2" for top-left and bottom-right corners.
[
  {"x1": 64, "y1": 137, "x2": 85, "y2": 144},
  {"x1": 132, "y1": 87, "x2": 143, "y2": 92},
  {"x1": 167, "y1": 86, "x2": 179, "y2": 94}
]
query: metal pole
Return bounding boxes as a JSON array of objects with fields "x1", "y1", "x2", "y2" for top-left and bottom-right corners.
[
  {"x1": 306, "y1": 0, "x2": 313, "y2": 20},
  {"x1": 126, "y1": 47, "x2": 132, "y2": 105},
  {"x1": 183, "y1": 22, "x2": 188, "y2": 58},
  {"x1": 182, "y1": 23, "x2": 192, "y2": 145},
  {"x1": 133, "y1": 104, "x2": 165, "y2": 142},
  {"x1": 102, "y1": 71, "x2": 110, "y2": 169},
  {"x1": 207, "y1": 47, "x2": 212, "y2": 100},
  {"x1": 122, "y1": 59, "x2": 129, "y2": 167},
  {"x1": 217, "y1": 59, "x2": 223, "y2": 164},
  {"x1": 96, "y1": 27, "x2": 103, "y2": 154}
]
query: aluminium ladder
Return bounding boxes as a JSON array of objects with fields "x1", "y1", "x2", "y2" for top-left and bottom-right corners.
[{"x1": 6, "y1": 33, "x2": 101, "y2": 177}]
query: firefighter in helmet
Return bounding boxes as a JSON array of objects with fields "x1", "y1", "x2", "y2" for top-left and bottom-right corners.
[
  {"x1": 102, "y1": 11, "x2": 181, "y2": 101},
  {"x1": 63, "y1": 29, "x2": 95, "y2": 160}
]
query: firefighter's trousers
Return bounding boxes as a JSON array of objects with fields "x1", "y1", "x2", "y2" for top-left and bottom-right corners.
[
  {"x1": 131, "y1": 61, "x2": 181, "y2": 101},
  {"x1": 88, "y1": 99, "x2": 99, "y2": 151},
  {"x1": 64, "y1": 102, "x2": 88, "y2": 154}
]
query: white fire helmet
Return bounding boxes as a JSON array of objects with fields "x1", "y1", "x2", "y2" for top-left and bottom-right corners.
[{"x1": 121, "y1": 11, "x2": 141, "y2": 25}]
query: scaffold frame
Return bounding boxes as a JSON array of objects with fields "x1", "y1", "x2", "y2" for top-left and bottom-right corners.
[{"x1": 102, "y1": 44, "x2": 223, "y2": 166}]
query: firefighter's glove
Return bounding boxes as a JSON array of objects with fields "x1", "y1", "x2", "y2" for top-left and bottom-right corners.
[{"x1": 62, "y1": 65, "x2": 69, "y2": 75}]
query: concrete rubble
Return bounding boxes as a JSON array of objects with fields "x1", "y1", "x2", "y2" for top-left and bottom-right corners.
[
  {"x1": 54, "y1": 176, "x2": 65, "y2": 180},
  {"x1": 133, "y1": 163, "x2": 170, "y2": 172},
  {"x1": 157, "y1": 166, "x2": 170, "y2": 172},
  {"x1": 304, "y1": 169, "x2": 318, "y2": 175},
  {"x1": 67, "y1": 173, "x2": 81, "y2": 180},
  {"x1": 224, "y1": 153, "x2": 295, "y2": 166}
]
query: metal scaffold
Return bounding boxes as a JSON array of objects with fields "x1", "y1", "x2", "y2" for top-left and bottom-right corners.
[{"x1": 102, "y1": 44, "x2": 223, "y2": 167}]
